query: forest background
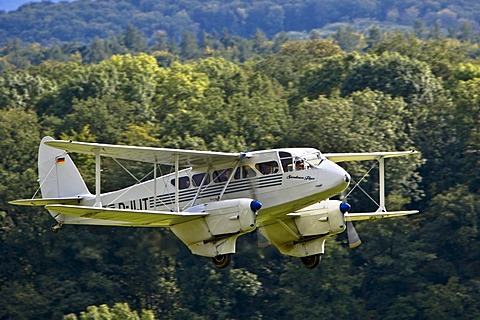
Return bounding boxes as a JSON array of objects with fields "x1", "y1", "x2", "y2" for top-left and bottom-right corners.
[{"x1": 0, "y1": 0, "x2": 479, "y2": 319}]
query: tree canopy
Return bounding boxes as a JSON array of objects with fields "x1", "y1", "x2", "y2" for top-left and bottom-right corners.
[{"x1": 0, "y1": 18, "x2": 479, "y2": 320}]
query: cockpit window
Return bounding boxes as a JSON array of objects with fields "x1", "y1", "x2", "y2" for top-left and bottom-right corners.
[{"x1": 256, "y1": 161, "x2": 279, "y2": 175}]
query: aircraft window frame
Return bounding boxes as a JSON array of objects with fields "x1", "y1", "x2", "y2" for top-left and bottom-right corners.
[
  {"x1": 234, "y1": 165, "x2": 257, "y2": 179},
  {"x1": 279, "y1": 151, "x2": 293, "y2": 172},
  {"x1": 171, "y1": 176, "x2": 191, "y2": 190},
  {"x1": 213, "y1": 168, "x2": 233, "y2": 183},
  {"x1": 256, "y1": 161, "x2": 279, "y2": 175},
  {"x1": 192, "y1": 172, "x2": 210, "y2": 187},
  {"x1": 306, "y1": 151, "x2": 324, "y2": 166}
]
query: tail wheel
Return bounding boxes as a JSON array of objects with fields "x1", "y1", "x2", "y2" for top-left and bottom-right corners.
[
  {"x1": 212, "y1": 254, "x2": 232, "y2": 269},
  {"x1": 300, "y1": 254, "x2": 321, "y2": 269},
  {"x1": 51, "y1": 223, "x2": 62, "y2": 233}
]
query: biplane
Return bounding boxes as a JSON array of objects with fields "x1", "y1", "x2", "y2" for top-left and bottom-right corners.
[{"x1": 10, "y1": 137, "x2": 419, "y2": 269}]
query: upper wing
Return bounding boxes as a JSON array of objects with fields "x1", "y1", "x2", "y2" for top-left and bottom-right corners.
[
  {"x1": 46, "y1": 204, "x2": 207, "y2": 227},
  {"x1": 324, "y1": 151, "x2": 418, "y2": 163},
  {"x1": 44, "y1": 140, "x2": 241, "y2": 167},
  {"x1": 344, "y1": 210, "x2": 419, "y2": 221}
]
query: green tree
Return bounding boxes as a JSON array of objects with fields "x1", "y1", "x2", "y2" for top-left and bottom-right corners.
[
  {"x1": 273, "y1": 240, "x2": 367, "y2": 320},
  {"x1": 333, "y1": 25, "x2": 366, "y2": 52},
  {"x1": 341, "y1": 51, "x2": 442, "y2": 106},
  {"x1": 180, "y1": 31, "x2": 201, "y2": 61},
  {"x1": 120, "y1": 24, "x2": 148, "y2": 53},
  {"x1": 64, "y1": 302, "x2": 155, "y2": 320},
  {"x1": 0, "y1": 68, "x2": 57, "y2": 110},
  {"x1": 252, "y1": 39, "x2": 343, "y2": 89},
  {"x1": 450, "y1": 78, "x2": 480, "y2": 192}
]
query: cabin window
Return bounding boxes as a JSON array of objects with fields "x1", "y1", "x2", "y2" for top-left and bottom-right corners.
[
  {"x1": 279, "y1": 151, "x2": 293, "y2": 172},
  {"x1": 234, "y1": 165, "x2": 257, "y2": 179},
  {"x1": 256, "y1": 161, "x2": 279, "y2": 175},
  {"x1": 213, "y1": 168, "x2": 233, "y2": 183},
  {"x1": 192, "y1": 172, "x2": 210, "y2": 187},
  {"x1": 171, "y1": 176, "x2": 191, "y2": 189}
]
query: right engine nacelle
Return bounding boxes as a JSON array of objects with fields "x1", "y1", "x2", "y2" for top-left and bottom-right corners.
[
  {"x1": 258, "y1": 200, "x2": 346, "y2": 257},
  {"x1": 170, "y1": 198, "x2": 260, "y2": 257},
  {"x1": 293, "y1": 200, "x2": 346, "y2": 237}
]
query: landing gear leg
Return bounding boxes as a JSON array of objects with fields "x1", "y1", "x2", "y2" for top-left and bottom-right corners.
[
  {"x1": 51, "y1": 223, "x2": 62, "y2": 233},
  {"x1": 212, "y1": 254, "x2": 232, "y2": 269},
  {"x1": 300, "y1": 254, "x2": 321, "y2": 269}
]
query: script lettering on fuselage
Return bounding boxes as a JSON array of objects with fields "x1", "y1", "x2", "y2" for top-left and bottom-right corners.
[{"x1": 286, "y1": 175, "x2": 316, "y2": 181}]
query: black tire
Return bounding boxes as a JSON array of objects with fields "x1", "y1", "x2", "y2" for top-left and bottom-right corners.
[
  {"x1": 212, "y1": 254, "x2": 232, "y2": 269},
  {"x1": 51, "y1": 224, "x2": 60, "y2": 233},
  {"x1": 300, "y1": 254, "x2": 321, "y2": 269}
]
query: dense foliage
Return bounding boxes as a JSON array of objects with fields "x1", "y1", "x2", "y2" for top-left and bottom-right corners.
[
  {"x1": 2, "y1": 0, "x2": 480, "y2": 46},
  {"x1": 0, "y1": 10, "x2": 479, "y2": 319}
]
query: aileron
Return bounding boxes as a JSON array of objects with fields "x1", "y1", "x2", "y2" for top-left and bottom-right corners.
[{"x1": 9, "y1": 197, "x2": 83, "y2": 207}]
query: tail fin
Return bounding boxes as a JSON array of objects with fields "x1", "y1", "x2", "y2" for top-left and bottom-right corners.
[{"x1": 39, "y1": 136, "x2": 91, "y2": 198}]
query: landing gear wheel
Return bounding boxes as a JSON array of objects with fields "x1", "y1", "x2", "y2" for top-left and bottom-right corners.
[
  {"x1": 212, "y1": 254, "x2": 232, "y2": 269},
  {"x1": 300, "y1": 254, "x2": 321, "y2": 269},
  {"x1": 51, "y1": 223, "x2": 62, "y2": 233}
]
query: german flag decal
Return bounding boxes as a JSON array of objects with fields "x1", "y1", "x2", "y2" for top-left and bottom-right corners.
[{"x1": 56, "y1": 157, "x2": 66, "y2": 164}]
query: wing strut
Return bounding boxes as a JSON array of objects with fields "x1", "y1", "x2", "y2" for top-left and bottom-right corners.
[
  {"x1": 94, "y1": 150, "x2": 102, "y2": 207},
  {"x1": 218, "y1": 161, "x2": 240, "y2": 200},
  {"x1": 345, "y1": 156, "x2": 398, "y2": 212},
  {"x1": 153, "y1": 159, "x2": 157, "y2": 211},
  {"x1": 174, "y1": 153, "x2": 180, "y2": 212},
  {"x1": 378, "y1": 156, "x2": 386, "y2": 212}
]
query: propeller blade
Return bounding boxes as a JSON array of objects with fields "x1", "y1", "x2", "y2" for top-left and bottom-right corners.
[
  {"x1": 347, "y1": 221, "x2": 362, "y2": 248},
  {"x1": 257, "y1": 231, "x2": 271, "y2": 248}
]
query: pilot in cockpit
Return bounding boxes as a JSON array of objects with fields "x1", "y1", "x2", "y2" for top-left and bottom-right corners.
[{"x1": 295, "y1": 159, "x2": 305, "y2": 170}]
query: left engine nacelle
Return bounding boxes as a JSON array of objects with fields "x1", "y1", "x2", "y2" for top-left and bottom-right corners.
[{"x1": 170, "y1": 198, "x2": 260, "y2": 257}]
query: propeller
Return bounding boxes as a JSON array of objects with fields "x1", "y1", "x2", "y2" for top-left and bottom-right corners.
[
  {"x1": 346, "y1": 221, "x2": 362, "y2": 248},
  {"x1": 339, "y1": 194, "x2": 362, "y2": 249}
]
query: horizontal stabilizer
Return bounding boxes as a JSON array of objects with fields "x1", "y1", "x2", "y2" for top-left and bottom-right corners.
[
  {"x1": 9, "y1": 197, "x2": 83, "y2": 207},
  {"x1": 344, "y1": 210, "x2": 419, "y2": 221},
  {"x1": 45, "y1": 204, "x2": 207, "y2": 227},
  {"x1": 324, "y1": 151, "x2": 418, "y2": 163}
]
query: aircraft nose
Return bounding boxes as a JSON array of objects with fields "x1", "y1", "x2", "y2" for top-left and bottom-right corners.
[{"x1": 325, "y1": 159, "x2": 350, "y2": 191}]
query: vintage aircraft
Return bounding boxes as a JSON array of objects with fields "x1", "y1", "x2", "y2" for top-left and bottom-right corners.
[{"x1": 10, "y1": 137, "x2": 419, "y2": 269}]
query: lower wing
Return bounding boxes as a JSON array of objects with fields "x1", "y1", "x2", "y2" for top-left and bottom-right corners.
[
  {"x1": 344, "y1": 210, "x2": 419, "y2": 221},
  {"x1": 45, "y1": 204, "x2": 207, "y2": 227}
]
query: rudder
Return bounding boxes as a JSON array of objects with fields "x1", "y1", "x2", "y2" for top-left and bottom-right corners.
[{"x1": 38, "y1": 136, "x2": 91, "y2": 198}]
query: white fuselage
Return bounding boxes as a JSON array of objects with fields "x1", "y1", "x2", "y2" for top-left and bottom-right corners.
[{"x1": 73, "y1": 148, "x2": 350, "y2": 225}]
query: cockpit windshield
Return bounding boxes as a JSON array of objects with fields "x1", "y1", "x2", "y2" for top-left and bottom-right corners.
[
  {"x1": 279, "y1": 149, "x2": 324, "y2": 172},
  {"x1": 302, "y1": 151, "x2": 324, "y2": 166}
]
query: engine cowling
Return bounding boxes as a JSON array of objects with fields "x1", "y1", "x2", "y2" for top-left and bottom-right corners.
[
  {"x1": 258, "y1": 200, "x2": 346, "y2": 257},
  {"x1": 294, "y1": 200, "x2": 346, "y2": 237},
  {"x1": 170, "y1": 198, "x2": 260, "y2": 257}
]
